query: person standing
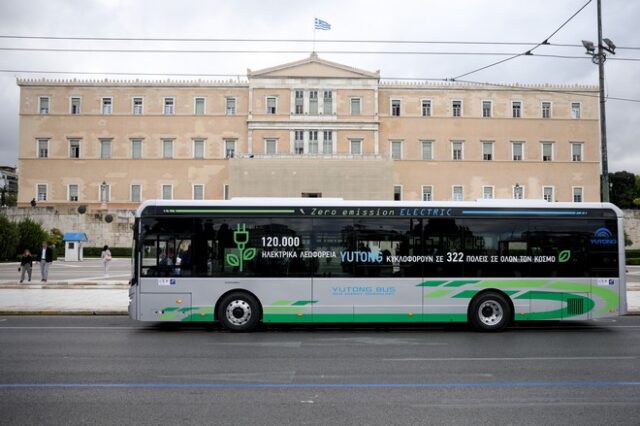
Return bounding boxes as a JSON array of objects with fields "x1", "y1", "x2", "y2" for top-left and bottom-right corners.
[
  {"x1": 19, "y1": 249, "x2": 33, "y2": 283},
  {"x1": 37, "y1": 241, "x2": 53, "y2": 282},
  {"x1": 101, "y1": 245, "x2": 112, "y2": 277}
]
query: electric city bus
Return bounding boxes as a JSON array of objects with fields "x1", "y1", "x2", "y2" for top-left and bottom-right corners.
[{"x1": 128, "y1": 198, "x2": 626, "y2": 331}]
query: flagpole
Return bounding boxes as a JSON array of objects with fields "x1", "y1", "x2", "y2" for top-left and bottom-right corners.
[{"x1": 312, "y1": 19, "x2": 316, "y2": 53}]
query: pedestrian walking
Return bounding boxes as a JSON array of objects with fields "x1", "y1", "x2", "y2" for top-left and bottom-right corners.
[
  {"x1": 101, "y1": 245, "x2": 112, "y2": 277},
  {"x1": 37, "y1": 241, "x2": 53, "y2": 282},
  {"x1": 19, "y1": 249, "x2": 33, "y2": 283}
]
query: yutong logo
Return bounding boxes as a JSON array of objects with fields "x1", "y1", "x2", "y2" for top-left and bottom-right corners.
[{"x1": 591, "y1": 227, "x2": 617, "y2": 245}]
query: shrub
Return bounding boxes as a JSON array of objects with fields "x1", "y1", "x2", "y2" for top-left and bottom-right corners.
[
  {"x1": 0, "y1": 214, "x2": 19, "y2": 260},
  {"x1": 627, "y1": 250, "x2": 640, "y2": 259},
  {"x1": 627, "y1": 258, "x2": 640, "y2": 266},
  {"x1": 83, "y1": 247, "x2": 132, "y2": 258},
  {"x1": 17, "y1": 218, "x2": 49, "y2": 256}
]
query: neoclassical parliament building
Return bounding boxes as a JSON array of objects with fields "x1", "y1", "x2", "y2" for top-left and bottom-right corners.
[{"x1": 17, "y1": 53, "x2": 601, "y2": 209}]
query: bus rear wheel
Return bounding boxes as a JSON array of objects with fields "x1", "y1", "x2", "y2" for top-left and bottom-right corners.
[
  {"x1": 469, "y1": 292, "x2": 512, "y2": 331},
  {"x1": 218, "y1": 292, "x2": 261, "y2": 332}
]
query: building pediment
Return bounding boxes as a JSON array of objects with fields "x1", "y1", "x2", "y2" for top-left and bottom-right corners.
[{"x1": 248, "y1": 53, "x2": 379, "y2": 80}]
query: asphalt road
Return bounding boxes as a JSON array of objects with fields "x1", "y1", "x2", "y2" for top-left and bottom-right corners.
[
  {"x1": 0, "y1": 258, "x2": 131, "y2": 283},
  {"x1": 1, "y1": 316, "x2": 640, "y2": 425}
]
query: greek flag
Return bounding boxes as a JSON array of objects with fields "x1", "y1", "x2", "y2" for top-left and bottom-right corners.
[{"x1": 314, "y1": 18, "x2": 331, "y2": 30}]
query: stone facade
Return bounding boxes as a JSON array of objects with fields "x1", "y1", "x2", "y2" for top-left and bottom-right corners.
[
  {"x1": 17, "y1": 53, "x2": 600, "y2": 209},
  {"x1": 625, "y1": 209, "x2": 640, "y2": 249}
]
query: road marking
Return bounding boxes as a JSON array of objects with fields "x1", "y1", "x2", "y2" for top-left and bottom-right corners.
[
  {"x1": 66, "y1": 274, "x2": 130, "y2": 282},
  {"x1": 0, "y1": 326, "x2": 136, "y2": 330},
  {"x1": 1, "y1": 381, "x2": 639, "y2": 389},
  {"x1": 383, "y1": 356, "x2": 637, "y2": 362}
]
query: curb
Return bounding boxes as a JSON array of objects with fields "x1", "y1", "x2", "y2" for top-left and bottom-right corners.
[{"x1": 0, "y1": 283, "x2": 128, "y2": 289}]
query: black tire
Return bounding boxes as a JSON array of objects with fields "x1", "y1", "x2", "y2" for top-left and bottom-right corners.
[
  {"x1": 469, "y1": 292, "x2": 512, "y2": 331},
  {"x1": 217, "y1": 292, "x2": 261, "y2": 332}
]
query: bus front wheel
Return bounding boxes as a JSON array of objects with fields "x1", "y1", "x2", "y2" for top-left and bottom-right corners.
[
  {"x1": 218, "y1": 292, "x2": 261, "y2": 332},
  {"x1": 469, "y1": 292, "x2": 512, "y2": 331}
]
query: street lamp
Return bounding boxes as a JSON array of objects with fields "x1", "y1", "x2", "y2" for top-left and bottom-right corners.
[{"x1": 582, "y1": 0, "x2": 615, "y2": 202}]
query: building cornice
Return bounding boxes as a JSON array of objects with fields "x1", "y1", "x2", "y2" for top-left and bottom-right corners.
[{"x1": 17, "y1": 78, "x2": 249, "y2": 88}]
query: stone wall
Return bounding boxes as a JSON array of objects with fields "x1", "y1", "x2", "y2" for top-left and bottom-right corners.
[
  {"x1": 2, "y1": 206, "x2": 135, "y2": 248},
  {"x1": 625, "y1": 209, "x2": 640, "y2": 249}
]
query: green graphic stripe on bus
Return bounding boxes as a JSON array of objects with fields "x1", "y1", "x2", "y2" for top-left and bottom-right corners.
[
  {"x1": 262, "y1": 313, "x2": 467, "y2": 323},
  {"x1": 425, "y1": 289, "x2": 453, "y2": 299},
  {"x1": 515, "y1": 291, "x2": 596, "y2": 320},
  {"x1": 444, "y1": 280, "x2": 481, "y2": 288},
  {"x1": 547, "y1": 282, "x2": 619, "y2": 314},
  {"x1": 182, "y1": 306, "x2": 215, "y2": 322},
  {"x1": 168, "y1": 209, "x2": 296, "y2": 214},
  {"x1": 417, "y1": 280, "x2": 449, "y2": 287},
  {"x1": 452, "y1": 289, "x2": 519, "y2": 299}
]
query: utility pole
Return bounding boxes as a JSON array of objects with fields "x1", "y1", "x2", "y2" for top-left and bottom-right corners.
[
  {"x1": 582, "y1": 0, "x2": 615, "y2": 202},
  {"x1": 596, "y1": 0, "x2": 609, "y2": 202}
]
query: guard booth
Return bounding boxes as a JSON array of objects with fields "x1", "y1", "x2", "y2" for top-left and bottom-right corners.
[{"x1": 63, "y1": 232, "x2": 88, "y2": 262}]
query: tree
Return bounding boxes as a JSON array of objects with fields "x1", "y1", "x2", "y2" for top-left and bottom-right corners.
[
  {"x1": 609, "y1": 171, "x2": 636, "y2": 209},
  {"x1": 0, "y1": 214, "x2": 19, "y2": 260},
  {"x1": 17, "y1": 218, "x2": 49, "y2": 255}
]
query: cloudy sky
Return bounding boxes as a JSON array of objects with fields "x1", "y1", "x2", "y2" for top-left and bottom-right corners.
[{"x1": 0, "y1": 0, "x2": 638, "y2": 173}]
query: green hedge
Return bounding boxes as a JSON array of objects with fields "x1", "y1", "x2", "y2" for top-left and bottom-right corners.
[
  {"x1": 83, "y1": 247, "x2": 132, "y2": 258},
  {"x1": 627, "y1": 258, "x2": 640, "y2": 266},
  {"x1": 627, "y1": 250, "x2": 640, "y2": 259}
]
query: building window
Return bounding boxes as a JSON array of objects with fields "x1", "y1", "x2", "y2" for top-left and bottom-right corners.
[
  {"x1": 131, "y1": 139, "x2": 143, "y2": 159},
  {"x1": 452, "y1": 185, "x2": 464, "y2": 201},
  {"x1": 421, "y1": 140, "x2": 433, "y2": 160},
  {"x1": 193, "y1": 139, "x2": 205, "y2": 159},
  {"x1": 393, "y1": 185, "x2": 402, "y2": 201},
  {"x1": 391, "y1": 141, "x2": 402, "y2": 160},
  {"x1": 265, "y1": 139, "x2": 277, "y2": 155},
  {"x1": 226, "y1": 97, "x2": 236, "y2": 115},
  {"x1": 131, "y1": 184, "x2": 142, "y2": 202},
  {"x1": 308, "y1": 91, "x2": 318, "y2": 115},
  {"x1": 573, "y1": 187, "x2": 583, "y2": 203},
  {"x1": 101, "y1": 97, "x2": 112, "y2": 115},
  {"x1": 350, "y1": 139, "x2": 362, "y2": 155},
  {"x1": 294, "y1": 130, "x2": 304, "y2": 154},
  {"x1": 422, "y1": 185, "x2": 433, "y2": 201},
  {"x1": 512, "y1": 101, "x2": 522, "y2": 118},
  {"x1": 351, "y1": 98, "x2": 361, "y2": 115},
  {"x1": 266, "y1": 97, "x2": 277, "y2": 114},
  {"x1": 512, "y1": 141, "x2": 524, "y2": 161},
  {"x1": 224, "y1": 139, "x2": 236, "y2": 158},
  {"x1": 133, "y1": 97, "x2": 143, "y2": 115},
  {"x1": 100, "y1": 139, "x2": 111, "y2": 159},
  {"x1": 323, "y1": 90, "x2": 333, "y2": 115},
  {"x1": 322, "y1": 131, "x2": 333, "y2": 154},
  {"x1": 294, "y1": 90, "x2": 304, "y2": 114},
  {"x1": 164, "y1": 97, "x2": 175, "y2": 115},
  {"x1": 39, "y1": 97, "x2": 49, "y2": 114},
  {"x1": 571, "y1": 102, "x2": 581, "y2": 119},
  {"x1": 37, "y1": 139, "x2": 49, "y2": 158},
  {"x1": 571, "y1": 143, "x2": 583, "y2": 161},
  {"x1": 513, "y1": 185, "x2": 525, "y2": 199},
  {"x1": 162, "y1": 139, "x2": 173, "y2": 159},
  {"x1": 421, "y1": 99, "x2": 432, "y2": 117},
  {"x1": 161, "y1": 185, "x2": 173, "y2": 200},
  {"x1": 452, "y1": 141, "x2": 463, "y2": 160},
  {"x1": 542, "y1": 142, "x2": 553, "y2": 162},
  {"x1": 68, "y1": 184, "x2": 79, "y2": 202},
  {"x1": 542, "y1": 101, "x2": 551, "y2": 119},
  {"x1": 308, "y1": 130, "x2": 318, "y2": 154},
  {"x1": 483, "y1": 186, "x2": 494, "y2": 199},
  {"x1": 391, "y1": 99, "x2": 401, "y2": 116},
  {"x1": 70, "y1": 97, "x2": 81, "y2": 114},
  {"x1": 482, "y1": 100, "x2": 492, "y2": 118},
  {"x1": 543, "y1": 186, "x2": 554, "y2": 202},
  {"x1": 223, "y1": 184, "x2": 230, "y2": 200},
  {"x1": 452, "y1": 100, "x2": 462, "y2": 117},
  {"x1": 69, "y1": 139, "x2": 80, "y2": 158},
  {"x1": 193, "y1": 184, "x2": 204, "y2": 200},
  {"x1": 482, "y1": 141, "x2": 493, "y2": 161},
  {"x1": 195, "y1": 97, "x2": 205, "y2": 115},
  {"x1": 37, "y1": 184, "x2": 47, "y2": 201}
]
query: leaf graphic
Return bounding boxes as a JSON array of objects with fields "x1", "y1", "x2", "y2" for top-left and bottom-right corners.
[
  {"x1": 558, "y1": 250, "x2": 571, "y2": 263},
  {"x1": 226, "y1": 253, "x2": 240, "y2": 267},
  {"x1": 243, "y1": 248, "x2": 257, "y2": 261}
]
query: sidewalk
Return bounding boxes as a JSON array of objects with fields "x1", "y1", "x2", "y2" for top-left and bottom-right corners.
[{"x1": 0, "y1": 279, "x2": 638, "y2": 315}]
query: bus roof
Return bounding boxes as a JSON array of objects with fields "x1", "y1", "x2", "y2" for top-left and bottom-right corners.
[{"x1": 135, "y1": 198, "x2": 623, "y2": 218}]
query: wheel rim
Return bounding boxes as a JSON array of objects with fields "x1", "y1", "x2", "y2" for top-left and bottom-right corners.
[
  {"x1": 225, "y1": 300, "x2": 252, "y2": 326},
  {"x1": 477, "y1": 300, "x2": 503, "y2": 326}
]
